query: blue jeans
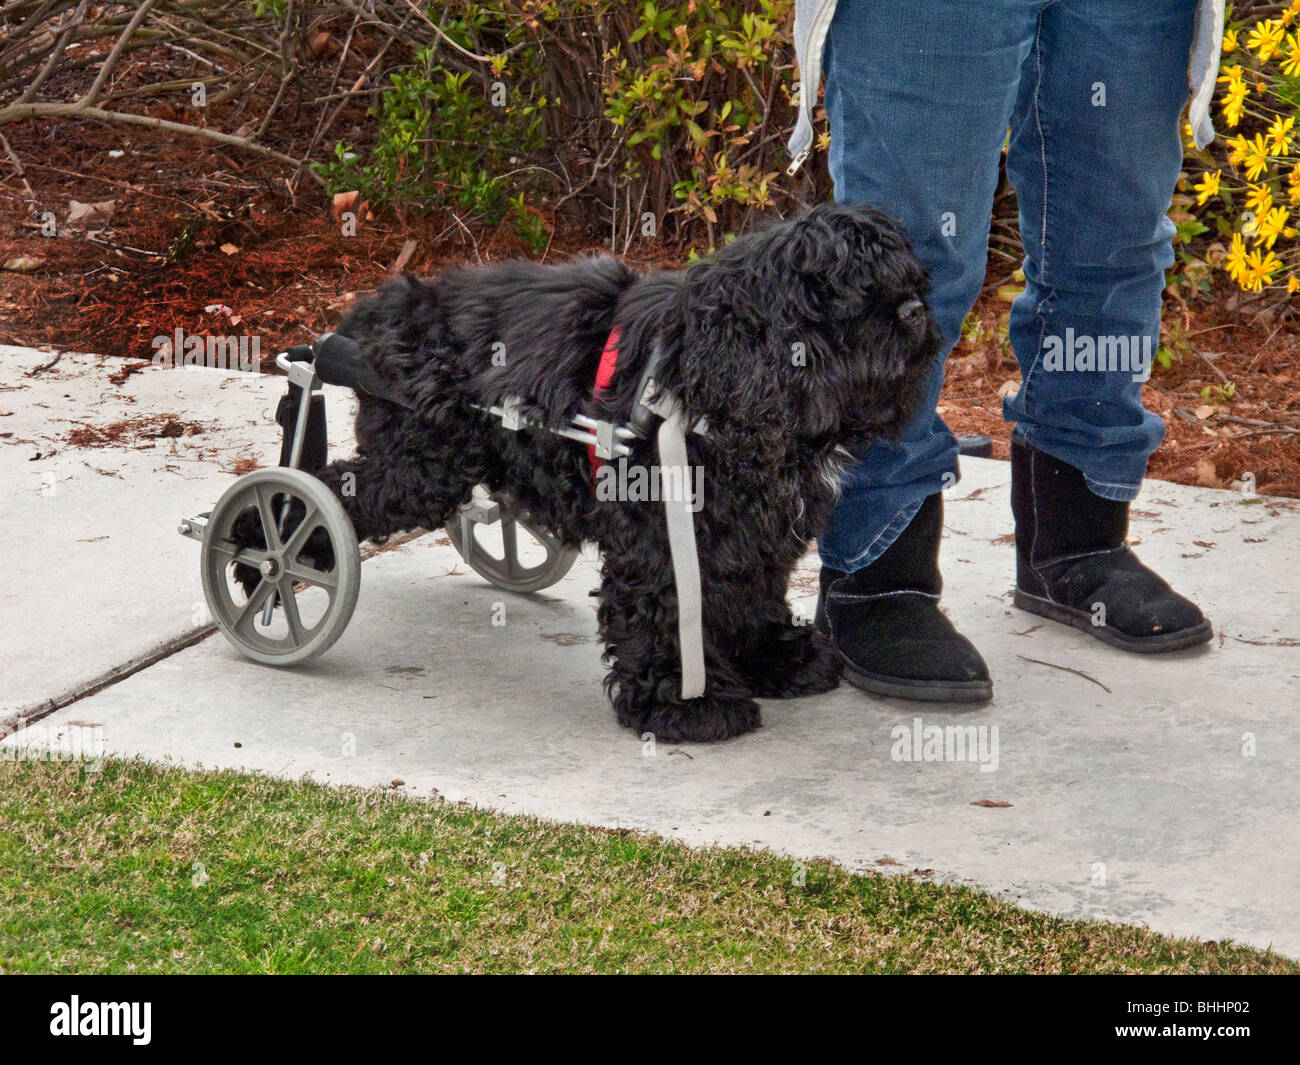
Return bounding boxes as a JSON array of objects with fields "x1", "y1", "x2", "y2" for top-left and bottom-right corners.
[{"x1": 818, "y1": 0, "x2": 1196, "y2": 572}]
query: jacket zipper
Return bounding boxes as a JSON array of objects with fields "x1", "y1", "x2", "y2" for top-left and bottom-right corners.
[{"x1": 787, "y1": 0, "x2": 837, "y2": 175}]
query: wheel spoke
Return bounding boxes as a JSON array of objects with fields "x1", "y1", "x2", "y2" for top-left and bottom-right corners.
[
  {"x1": 285, "y1": 560, "x2": 337, "y2": 589},
  {"x1": 209, "y1": 541, "x2": 269, "y2": 569},
  {"x1": 278, "y1": 578, "x2": 308, "y2": 643},
  {"x1": 282, "y1": 503, "x2": 321, "y2": 558},
  {"x1": 254, "y1": 485, "x2": 283, "y2": 551},
  {"x1": 233, "y1": 578, "x2": 277, "y2": 634}
]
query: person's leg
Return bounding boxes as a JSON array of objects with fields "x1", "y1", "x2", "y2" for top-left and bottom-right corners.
[
  {"x1": 1003, "y1": 0, "x2": 1211, "y2": 650},
  {"x1": 820, "y1": 0, "x2": 1042, "y2": 571},
  {"x1": 1003, "y1": 0, "x2": 1192, "y2": 492},
  {"x1": 817, "y1": 0, "x2": 1043, "y2": 699}
]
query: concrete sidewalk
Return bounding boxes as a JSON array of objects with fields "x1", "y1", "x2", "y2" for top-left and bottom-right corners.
[
  {"x1": 0, "y1": 346, "x2": 356, "y2": 721},
  {"x1": 3, "y1": 345, "x2": 1299, "y2": 957}
]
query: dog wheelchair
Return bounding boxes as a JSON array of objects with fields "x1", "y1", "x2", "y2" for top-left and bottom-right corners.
[{"x1": 178, "y1": 332, "x2": 677, "y2": 669}]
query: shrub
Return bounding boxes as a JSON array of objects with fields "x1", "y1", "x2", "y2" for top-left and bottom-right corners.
[
  {"x1": 1185, "y1": 1, "x2": 1300, "y2": 295},
  {"x1": 311, "y1": 0, "x2": 809, "y2": 247}
]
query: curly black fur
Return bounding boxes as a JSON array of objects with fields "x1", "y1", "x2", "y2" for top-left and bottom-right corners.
[{"x1": 258, "y1": 202, "x2": 940, "y2": 742}]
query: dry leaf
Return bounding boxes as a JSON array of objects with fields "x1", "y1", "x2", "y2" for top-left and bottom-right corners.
[
  {"x1": 1194, "y1": 404, "x2": 1217, "y2": 420},
  {"x1": 2, "y1": 256, "x2": 44, "y2": 273},
  {"x1": 66, "y1": 199, "x2": 115, "y2": 229},
  {"x1": 219, "y1": 242, "x2": 240, "y2": 255},
  {"x1": 1195, "y1": 457, "x2": 1222, "y2": 488},
  {"x1": 970, "y1": 799, "x2": 1013, "y2": 808},
  {"x1": 331, "y1": 190, "x2": 361, "y2": 222},
  {"x1": 997, "y1": 379, "x2": 1021, "y2": 398}
]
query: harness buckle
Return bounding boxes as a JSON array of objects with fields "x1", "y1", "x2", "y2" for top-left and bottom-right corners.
[
  {"x1": 594, "y1": 420, "x2": 617, "y2": 460},
  {"x1": 500, "y1": 396, "x2": 523, "y2": 431}
]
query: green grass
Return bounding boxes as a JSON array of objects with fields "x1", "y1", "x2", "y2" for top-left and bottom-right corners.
[{"x1": 1, "y1": 758, "x2": 1294, "y2": 974}]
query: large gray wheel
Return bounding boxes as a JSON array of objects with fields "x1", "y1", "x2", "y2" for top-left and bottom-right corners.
[
  {"x1": 445, "y1": 488, "x2": 578, "y2": 593},
  {"x1": 200, "y1": 466, "x2": 360, "y2": 665}
]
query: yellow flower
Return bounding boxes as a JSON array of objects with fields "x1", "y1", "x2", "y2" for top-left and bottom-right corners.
[
  {"x1": 1243, "y1": 133, "x2": 1272, "y2": 181},
  {"x1": 1228, "y1": 133, "x2": 1251, "y2": 166},
  {"x1": 1225, "y1": 232, "x2": 1248, "y2": 283},
  {"x1": 1194, "y1": 169, "x2": 1222, "y2": 205},
  {"x1": 1224, "y1": 27, "x2": 1239, "y2": 53},
  {"x1": 1217, "y1": 64, "x2": 1244, "y2": 87},
  {"x1": 1283, "y1": 33, "x2": 1300, "y2": 76},
  {"x1": 1248, "y1": 18, "x2": 1287, "y2": 61},
  {"x1": 1221, "y1": 80, "x2": 1248, "y2": 127},
  {"x1": 1268, "y1": 115, "x2": 1296, "y2": 156},
  {"x1": 1257, "y1": 81, "x2": 1270, "y2": 95},
  {"x1": 1256, "y1": 205, "x2": 1292, "y2": 248},
  {"x1": 1288, "y1": 276, "x2": 1300, "y2": 293},
  {"x1": 1289, "y1": 166, "x2": 1300, "y2": 205},
  {"x1": 1245, "y1": 182, "x2": 1274, "y2": 216},
  {"x1": 1241, "y1": 247, "x2": 1283, "y2": 291}
]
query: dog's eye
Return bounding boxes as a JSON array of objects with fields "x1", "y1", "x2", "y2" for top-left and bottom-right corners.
[{"x1": 896, "y1": 297, "x2": 925, "y2": 324}]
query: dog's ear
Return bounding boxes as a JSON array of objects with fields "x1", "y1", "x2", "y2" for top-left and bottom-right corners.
[
  {"x1": 776, "y1": 213, "x2": 847, "y2": 277},
  {"x1": 758, "y1": 208, "x2": 897, "y2": 326}
]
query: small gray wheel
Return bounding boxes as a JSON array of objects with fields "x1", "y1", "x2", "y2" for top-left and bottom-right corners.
[
  {"x1": 201, "y1": 466, "x2": 360, "y2": 665},
  {"x1": 445, "y1": 488, "x2": 578, "y2": 593}
]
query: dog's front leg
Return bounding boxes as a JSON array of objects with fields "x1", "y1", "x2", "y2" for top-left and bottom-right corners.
[
  {"x1": 597, "y1": 558, "x2": 762, "y2": 743},
  {"x1": 731, "y1": 570, "x2": 842, "y2": 699}
]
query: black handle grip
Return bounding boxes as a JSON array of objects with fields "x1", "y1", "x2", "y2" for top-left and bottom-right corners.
[
  {"x1": 312, "y1": 331, "x2": 411, "y2": 408},
  {"x1": 313, "y1": 331, "x2": 362, "y2": 379}
]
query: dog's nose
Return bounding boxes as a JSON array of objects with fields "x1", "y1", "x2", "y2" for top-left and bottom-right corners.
[{"x1": 896, "y1": 297, "x2": 926, "y2": 325}]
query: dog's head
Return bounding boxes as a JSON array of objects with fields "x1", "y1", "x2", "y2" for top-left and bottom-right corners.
[{"x1": 675, "y1": 201, "x2": 941, "y2": 454}]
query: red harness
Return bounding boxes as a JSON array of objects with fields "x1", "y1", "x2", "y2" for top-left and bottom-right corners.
[{"x1": 587, "y1": 325, "x2": 622, "y2": 481}]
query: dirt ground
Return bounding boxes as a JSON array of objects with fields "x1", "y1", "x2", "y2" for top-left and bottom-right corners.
[{"x1": 1, "y1": 110, "x2": 1297, "y2": 498}]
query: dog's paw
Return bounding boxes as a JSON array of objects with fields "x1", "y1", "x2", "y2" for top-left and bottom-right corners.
[
  {"x1": 616, "y1": 690, "x2": 761, "y2": 743},
  {"x1": 747, "y1": 629, "x2": 842, "y2": 699},
  {"x1": 754, "y1": 631, "x2": 842, "y2": 702}
]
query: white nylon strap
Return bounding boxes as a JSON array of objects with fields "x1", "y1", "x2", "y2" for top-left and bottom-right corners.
[{"x1": 654, "y1": 400, "x2": 706, "y2": 700}]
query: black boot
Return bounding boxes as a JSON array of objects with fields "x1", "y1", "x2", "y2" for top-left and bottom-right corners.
[
  {"x1": 1010, "y1": 435, "x2": 1212, "y2": 652},
  {"x1": 815, "y1": 493, "x2": 992, "y2": 702}
]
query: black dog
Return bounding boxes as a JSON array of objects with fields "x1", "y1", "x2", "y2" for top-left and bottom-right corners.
[{"x1": 245, "y1": 202, "x2": 939, "y2": 742}]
